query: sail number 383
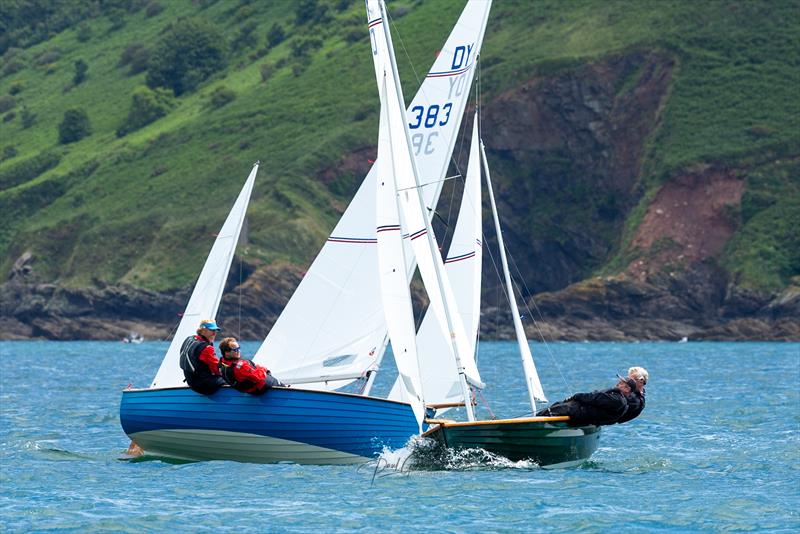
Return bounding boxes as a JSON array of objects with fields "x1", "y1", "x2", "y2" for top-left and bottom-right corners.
[{"x1": 408, "y1": 103, "x2": 452, "y2": 129}]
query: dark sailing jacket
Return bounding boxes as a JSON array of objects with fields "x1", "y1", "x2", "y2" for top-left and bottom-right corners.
[
  {"x1": 568, "y1": 388, "x2": 629, "y2": 425},
  {"x1": 179, "y1": 335, "x2": 224, "y2": 394},
  {"x1": 538, "y1": 387, "x2": 628, "y2": 426},
  {"x1": 617, "y1": 388, "x2": 645, "y2": 424}
]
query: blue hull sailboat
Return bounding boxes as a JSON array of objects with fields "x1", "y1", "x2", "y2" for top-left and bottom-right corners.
[
  {"x1": 119, "y1": 0, "x2": 493, "y2": 464},
  {"x1": 120, "y1": 387, "x2": 418, "y2": 464}
]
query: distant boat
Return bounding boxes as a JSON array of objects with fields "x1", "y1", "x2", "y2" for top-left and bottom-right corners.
[
  {"x1": 122, "y1": 332, "x2": 144, "y2": 344},
  {"x1": 119, "y1": 0, "x2": 492, "y2": 464},
  {"x1": 679, "y1": 336, "x2": 689, "y2": 343},
  {"x1": 368, "y1": 0, "x2": 599, "y2": 467}
]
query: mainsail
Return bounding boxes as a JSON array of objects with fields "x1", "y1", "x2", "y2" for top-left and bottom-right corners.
[
  {"x1": 151, "y1": 163, "x2": 259, "y2": 388},
  {"x1": 395, "y1": 114, "x2": 484, "y2": 408},
  {"x1": 375, "y1": 76, "x2": 425, "y2": 427},
  {"x1": 255, "y1": 0, "x2": 492, "y2": 390}
]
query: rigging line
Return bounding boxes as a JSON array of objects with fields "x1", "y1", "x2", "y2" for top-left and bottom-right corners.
[
  {"x1": 477, "y1": 388, "x2": 496, "y2": 420},
  {"x1": 395, "y1": 173, "x2": 462, "y2": 192},
  {"x1": 503, "y1": 241, "x2": 574, "y2": 395},
  {"x1": 238, "y1": 250, "x2": 243, "y2": 338}
]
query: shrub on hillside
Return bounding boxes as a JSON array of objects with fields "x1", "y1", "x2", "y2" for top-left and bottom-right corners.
[
  {"x1": 295, "y1": 0, "x2": 330, "y2": 26},
  {"x1": 267, "y1": 23, "x2": 285, "y2": 48},
  {"x1": 145, "y1": 1, "x2": 164, "y2": 17},
  {"x1": 35, "y1": 49, "x2": 61, "y2": 66},
  {"x1": 76, "y1": 23, "x2": 92, "y2": 42},
  {"x1": 20, "y1": 107, "x2": 36, "y2": 129},
  {"x1": 2, "y1": 146, "x2": 17, "y2": 161},
  {"x1": 0, "y1": 94, "x2": 16, "y2": 113},
  {"x1": 208, "y1": 86, "x2": 236, "y2": 109},
  {"x1": 232, "y1": 21, "x2": 258, "y2": 51},
  {"x1": 291, "y1": 37, "x2": 322, "y2": 59},
  {"x1": 259, "y1": 62, "x2": 274, "y2": 82},
  {"x1": 73, "y1": 59, "x2": 88, "y2": 85},
  {"x1": 145, "y1": 18, "x2": 228, "y2": 96},
  {"x1": 116, "y1": 86, "x2": 175, "y2": 137},
  {"x1": 119, "y1": 43, "x2": 150, "y2": 75},
  {"x1": 58, "y1": 108, "x2": 92, "y2": 144},
  {"x1": 9, "y1": 81, "x2": 23, "y2": 95}
]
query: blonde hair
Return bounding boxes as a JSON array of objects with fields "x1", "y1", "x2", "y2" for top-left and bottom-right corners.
[
  {"x1": 628, "y1": 366, "x2": 649, "y2": 384},
  {"x1": 197, "y1": 318, "x2": 215, "y2": 335}
]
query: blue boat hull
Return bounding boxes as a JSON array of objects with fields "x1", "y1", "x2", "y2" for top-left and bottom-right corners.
[{"x1": 120, "y1": 386, "x2": 420, "y2": 464}]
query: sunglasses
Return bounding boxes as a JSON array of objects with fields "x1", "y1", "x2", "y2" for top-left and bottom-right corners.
[{"x1": 227, "y1": 347, "x2": 240, "y2": 353}]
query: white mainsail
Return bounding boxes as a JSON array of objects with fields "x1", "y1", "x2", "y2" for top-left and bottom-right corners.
[
  {"x1": 371, "y1": 0, "x2": 481, "y2": 422},
  {"x1": 396, "y1": 113, "x2": 484, "y2": 408},
  {"x1": 255, "y1": 0, "x2": 492, "y2": 390},
  {"x1": 375, "y1": 76, "x2": 425, "y2": 427},
  {"x1": 151, "y1": 163, "x2": 259, "y2": 388}
]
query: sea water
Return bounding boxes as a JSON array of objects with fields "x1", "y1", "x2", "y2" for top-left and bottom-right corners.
[{"x1": 0, "y1": 341, "x2": 797, "y2": 532}]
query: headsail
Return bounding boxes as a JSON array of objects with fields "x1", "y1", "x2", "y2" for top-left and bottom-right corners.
[
  {"x1": 482, "y1": 139, "x2": 547, "y2": 406},
  {"x1": 397, "y1": 113, "x2": 484, "y2": 408},
  {"x1": 254, "y1": 0, "x2": 492, "y2": 390},
  {"x1": 151, "y1": 163, "x2": 259, "y2": 389}
]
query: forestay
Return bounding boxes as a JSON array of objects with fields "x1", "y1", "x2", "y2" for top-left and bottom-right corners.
[
  {"x1": 254, "y1": 0, "x2": 492, "y2": 390},
  {"x1": 150, "y1": 164, "x2": 259, "y2": 389}
]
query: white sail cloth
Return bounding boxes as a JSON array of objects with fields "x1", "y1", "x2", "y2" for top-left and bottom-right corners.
[
  {"x1": 375, "y1": 77, "x2": 425, "y2": 427},
  {"x1": 151, "y1": 164, "x2": 258, "y2": 388},
  {"x1": 254, "y1": 0, "x2": 492, "y2": 390},
  {"x1": 392, "y1": 114, "x2": 484, "y2": 407}
]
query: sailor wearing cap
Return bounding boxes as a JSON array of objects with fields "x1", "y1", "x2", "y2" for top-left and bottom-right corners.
[{"x1": 178, "y1": 319, "x2": 226, "y2": 394}]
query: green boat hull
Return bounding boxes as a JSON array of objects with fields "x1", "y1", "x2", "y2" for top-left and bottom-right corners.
[{"x1": 425, "y1": 419, "x2": 601, "y2": 468}]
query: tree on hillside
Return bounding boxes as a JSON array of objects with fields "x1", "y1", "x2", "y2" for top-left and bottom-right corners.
[
  {"x1": 295, "y1": 0, "x2": 330, "y2": 25},
  {"x1": 58, "y1": 108, "x2": 91, "y2": 144},
  {"x1": 116, "y1": 86, "x2": 174, "y2": 137},
  {"x1": 145, "y1": 18, "x2": 228, "y2": 96},
  {"x1": 73, "y1": 59, "x2": 88, "y2": 85},
  {"x1": 267, "y1": 23, "x2": 285, "y2": 48}
]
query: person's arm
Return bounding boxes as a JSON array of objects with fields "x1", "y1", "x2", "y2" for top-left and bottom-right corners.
[
  {"x1": 234, "y1": 361, "x2": 267, "y2": 385},
  {"x1": 198, "y1": 346, "x2": 221, "y2": 375}
]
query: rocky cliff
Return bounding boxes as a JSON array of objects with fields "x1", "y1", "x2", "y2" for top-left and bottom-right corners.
[{"x1": 3, "y1": 48, "x2": 796, "y2": 341}]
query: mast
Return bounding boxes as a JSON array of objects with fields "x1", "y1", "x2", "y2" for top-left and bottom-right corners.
[
  {"x1": 378, "y1": 0, "x2": 476, "y2": 421},
  {"x1": 480, "y1": 134, "x2": 547, "y2": 412}
]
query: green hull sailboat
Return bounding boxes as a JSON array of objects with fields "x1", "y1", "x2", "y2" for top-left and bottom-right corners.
[
  {"x1": 423, "y1": 417, "x2": 601, "y2": 468},
  {"x1": 369, "y1": 0, "x2": 600, "y2": 467}
]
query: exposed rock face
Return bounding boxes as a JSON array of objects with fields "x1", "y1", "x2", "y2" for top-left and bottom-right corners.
[
  {"x1": 2, "y1": 50, "x2": 796, "y2": 341},
  {"x1": 1, "y1": 265, "x2": 187, "y2": 340},
  {"x1": 626, "y1": 166, "x2": 746, "y2": 282},
  {"x1": 479, "y1": 50, "x2": 675, "y2": 292}
]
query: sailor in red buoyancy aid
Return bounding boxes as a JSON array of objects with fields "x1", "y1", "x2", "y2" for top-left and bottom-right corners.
[{"x1": 217, "y1": 337, "x2": 284, "y2": 394}]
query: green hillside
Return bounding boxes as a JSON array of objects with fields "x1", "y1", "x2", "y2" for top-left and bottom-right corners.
[{"x1": 1, "y1": 0, "x2": 798, "y2": 294}]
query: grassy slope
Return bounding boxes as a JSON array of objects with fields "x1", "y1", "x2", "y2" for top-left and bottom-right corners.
[{"x1": 0, "y1": 0, "x2": 797, "y2": 292}]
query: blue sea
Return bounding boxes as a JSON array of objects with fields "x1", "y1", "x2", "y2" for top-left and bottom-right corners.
[{"x1": 0, "y1": 341, "x2": 798, "y2": 532}]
